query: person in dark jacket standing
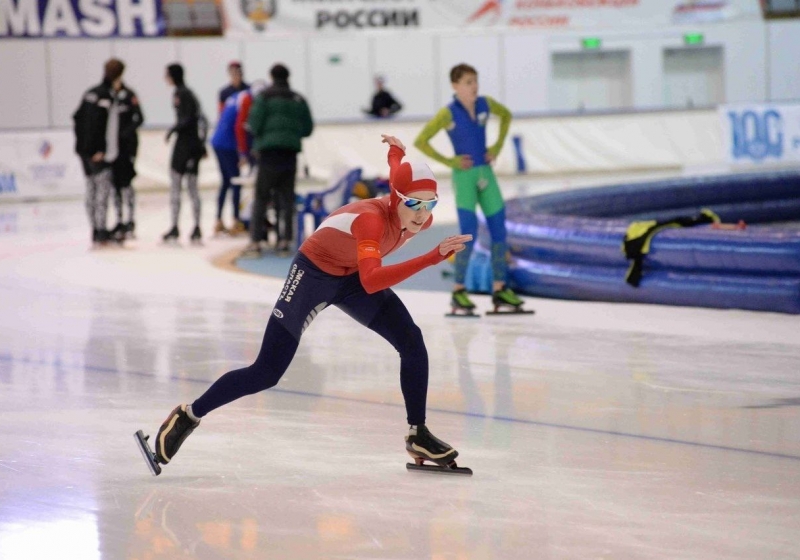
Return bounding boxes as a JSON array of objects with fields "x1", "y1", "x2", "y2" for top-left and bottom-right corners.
[
  {"x1": 163, "y1": 63, "x2": 207, "y2": 245},
  {"x1": 110, "y1": 78, "x2": 144, "y2": 240},
  {"x1": 363, "y1": 75, "x2": 402, "y2": 119},
  {"x1": 73, "y1": 59, "x2": 127, "y2": 246},
  {"x1": 242, "y1": 63, "x2": 313, "y2": 257}
]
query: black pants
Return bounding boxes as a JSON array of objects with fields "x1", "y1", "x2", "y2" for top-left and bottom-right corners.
[
  {"x1": 252, "y1": 163, "x2": 296, "y2": 244},
  {"x1": 191, "y1": 252, "x2": 429, "y2": 425}
]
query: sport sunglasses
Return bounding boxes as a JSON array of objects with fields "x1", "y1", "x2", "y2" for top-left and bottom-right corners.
[{"x1": 396, "y1": 191, "x2": 438, "y2": 212}]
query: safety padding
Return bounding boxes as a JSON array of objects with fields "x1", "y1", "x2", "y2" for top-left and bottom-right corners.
[{"x1": 470, "y1": 170, "x2": 800, "y2": 313}]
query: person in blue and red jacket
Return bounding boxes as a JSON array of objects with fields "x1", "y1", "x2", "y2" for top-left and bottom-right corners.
[
  {"x1": 145, "y1": 134, "x2": 472, "y2": 474},
  {"x1": 210, "y1": 80, "x2": 266, "y2": 235}
]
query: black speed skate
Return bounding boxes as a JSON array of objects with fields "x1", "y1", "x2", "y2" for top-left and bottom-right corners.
[
  {"x1": 486, "y1": 286, "x2": 534, "y2": 316},
  {"x1": 446, "y1": 288, "x2": 480, "y2": 318},
  {"x1": 134, "y1": 404, "x2": 200, "y2": 476},
  {"x1": 110, "y1": 223, "x2": 126, "y2": 244},
  {"x1": 405, "y1": 425, "x2": 472, "y2": 476},
  {"x1": 190, "y1": 225, "x2": 203, "y2": 246},
  {"x1": 162, "y1": 226, "x2": 179, "y2": 245}
]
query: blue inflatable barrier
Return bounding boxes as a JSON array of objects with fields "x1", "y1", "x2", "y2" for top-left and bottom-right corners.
[{"x1": 468, "y1": 170, "x2": 800, "y2": 313}]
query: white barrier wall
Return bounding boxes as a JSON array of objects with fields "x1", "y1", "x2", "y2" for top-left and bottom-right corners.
[
  {"x1": 0, "y1": 109, "x2": 728, "y2": 202},
  {"x1": 0, "y1": 19, "x2": 789, "y2": 131}
]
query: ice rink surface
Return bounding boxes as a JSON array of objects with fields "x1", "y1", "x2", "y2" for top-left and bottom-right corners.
[{"x1": 0, "y1": 174, "x2": 799, "y2": 560}]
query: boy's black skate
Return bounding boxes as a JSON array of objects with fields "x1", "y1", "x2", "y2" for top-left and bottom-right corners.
[
  {"x1": 162, "y1": 226, "x2": 180, "y2": 245},
  {"x1": 405, "y1": 425, "x2": 472, "y2": 476},
  {"x1": 445, "y1": 288, "x2": 480, "y2": 318},
  {"x1": 486, "y1": 286, "x2": 534, "y2": 316},
  {"x1": 190, "y1": 225, "x2": 203, "y2": 246},
  {"x1": 125, "y1": 221, "x2": 136, "y2": 240}
]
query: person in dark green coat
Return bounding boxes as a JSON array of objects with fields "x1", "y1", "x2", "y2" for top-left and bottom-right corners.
[{"x1": 244, "y1": 63, "x2": 314, "y2": 257}]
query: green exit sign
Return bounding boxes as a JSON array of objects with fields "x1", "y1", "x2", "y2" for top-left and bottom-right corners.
[
  {"x1": 581, "y1": 37, "x2": 602, "y2": 50},
  {"x1": 683, "y1": 33, "x2": 705, "y2": 45}
]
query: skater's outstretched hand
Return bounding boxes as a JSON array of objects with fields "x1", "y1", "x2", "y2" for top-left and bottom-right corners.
[
  {"x1": 438, "y1": 234, "x2": 472, "y2": 257},
  {"x1": 381, "y1": 134, "x2": 406, "y2": 152}
]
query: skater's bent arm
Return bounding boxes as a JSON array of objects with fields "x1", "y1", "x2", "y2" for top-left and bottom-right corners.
[
  {"x1": 413, "y1": 108, "x2": 457, "y2": 168},
  {"x1": 352, "y1": 214, "x2": 446, "y2": 294},
  {"x1": 234, "y1": 94, "x2": 252, "y2": 156},
  {"x1": 170, "y1": 91, "x2": 199, "y2": 134},
  {"x1": 486, "y1": 96, "x2": 512, "y2": 158}
]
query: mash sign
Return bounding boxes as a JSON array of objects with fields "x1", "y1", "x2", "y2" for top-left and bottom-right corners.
[{"x1": 0, "y1": 0, "x2": 163, "y2": 37}]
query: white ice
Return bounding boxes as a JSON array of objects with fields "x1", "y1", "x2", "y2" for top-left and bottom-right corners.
[{"x1": 0, "y1": 174, "x2": 798, "y2": 560}]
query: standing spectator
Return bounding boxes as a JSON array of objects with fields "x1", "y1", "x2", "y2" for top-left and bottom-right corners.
[
  {"x1": 414, "y1": 63, "x2": 527, "y2": 314},
  {"x1": 73, "y1": 58, "x2": 128, "y2": 247},
  {"x1": 162, "y1": 63, "x2": 207, "y2": 245},
  {"x1": 110, "y1": 74, "x2": 144, "y2": 240},
  {"x1": 243, "y1": 64, "x2": 313, "y2": 257},
  {"x1": 218, "y1": 61, "x2": 249, "y2": 114},
  {"x1": 210, "y1": 80, "x2": 267, "y2": 236},
  {"x1": 363, "y1": 75, "x2": 402, "y2": 119}
]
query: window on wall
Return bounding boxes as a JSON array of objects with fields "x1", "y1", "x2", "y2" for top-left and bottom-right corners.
[
  {"x1": 762, "y1": 0, "x2": 800, "y2": 18},
  {"x1": 163, "y1": 0, "x2": 224, "y2": 35}
]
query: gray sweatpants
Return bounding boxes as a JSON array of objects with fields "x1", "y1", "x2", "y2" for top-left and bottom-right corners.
[
  {"x1": 169, "y1": 171, "x2": 201, "y2": 229},
  {"x1": 85, "y1": 167, "x2": 113, "y2": 232}
]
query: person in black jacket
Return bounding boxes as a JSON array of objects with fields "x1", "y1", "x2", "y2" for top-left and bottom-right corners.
[
  {"x1": 73, "y1": 59, "x2": 128, "y2": 246},
  {"x1": 163, "y1": 63, "x2": 207, "y2": 245},
  {"x1": 363, "y1": 75, "x2": 402, "y2": 119},
  {"x1": 110, "y1": 80, "x2": 144, "y2": 240}
]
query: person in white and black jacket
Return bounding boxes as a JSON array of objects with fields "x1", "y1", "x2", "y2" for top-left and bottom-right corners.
[{"x1": 73, "y1": 58, "x2": 129, "y2": 246}]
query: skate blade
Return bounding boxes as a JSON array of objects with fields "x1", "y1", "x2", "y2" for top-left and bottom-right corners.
[
  {"x1": 486, "y1": 308, "x2": 535, "y2": 316},
  {"x1": 134, "y1": 430, "x2": 162, "y2": 476},
  {"x1": 445, "y1": 308, "x2": 480, "y2": 318},
  {"x1": 406, "y1": 462, "x2": 473, "y2": 476}
]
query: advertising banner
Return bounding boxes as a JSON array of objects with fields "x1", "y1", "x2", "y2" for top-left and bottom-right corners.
[
  {"x1": 720, "y1": 103, "x2": 800, "y2": 165},
  {"x1": 221, "y1": 0, "x2": 762, "y2": 36},
  {"x1": 0, "y1": 131, "x2": 85, "y2": 201},
  {"x1": 0, "y1": 0, "x2": 164, "y2": 37}
]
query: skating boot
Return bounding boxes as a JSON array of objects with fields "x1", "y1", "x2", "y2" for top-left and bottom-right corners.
[
  {"x1": 190, "y1": 225, "x2": 203, "y2": 246},
  {"x1": 487, "y1": 285, "x2": 534, "y2": 315},
  {"x1": 134, "y1": 404, "x2": 200, "y2": 476},
  {"x1": 405, "y1": 425, "x2": 472, "y2": 475},
  {"x1": 239, "y1": 242, "x2": 262, "y2": 259},
  {"x1": 125, "y1": 221, "x2": 136, "y2": 240},
  {"x1": 213, "y1": 219, "x2": 228, "y2": 237},
  {"x1": 275, "y1": 240, "x2": 292, "y2": 258},
  {"x1": 162, "y1": 226, "x2": 180, "y2": 245},
  {"x1": 229, "y1": 220, "x2": 247, "y2": 236},
  {"x1": 92, "y1": 229, "x2": 113, "y2": 248},
  {"x1": 110, "y1": 223, "x2": 126, "y2": 245},
  {"x1": 446, "y1": 288, "x2": 479, "y2": 318}
]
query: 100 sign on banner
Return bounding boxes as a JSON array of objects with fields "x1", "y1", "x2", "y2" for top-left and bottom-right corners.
[{"x1": 721, "y1": 103, "x2": 800, "y2": 165}]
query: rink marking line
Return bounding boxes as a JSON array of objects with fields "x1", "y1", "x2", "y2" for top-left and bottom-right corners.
[{"x1": 2, "y1": 352, "x2": 800, "y2": 463}]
